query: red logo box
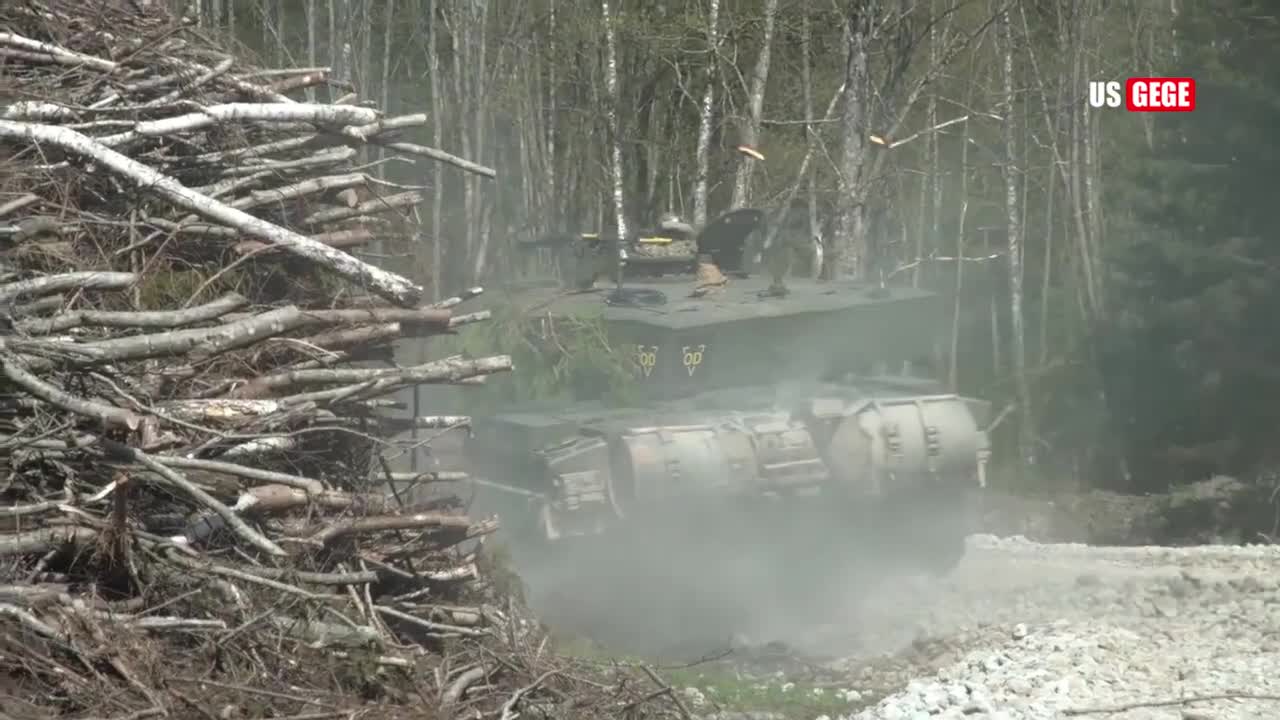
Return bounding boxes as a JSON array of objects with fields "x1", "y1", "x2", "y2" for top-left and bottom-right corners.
[{"x1": 1125, "y1": 78, "x2": 1196, "y2": 112}]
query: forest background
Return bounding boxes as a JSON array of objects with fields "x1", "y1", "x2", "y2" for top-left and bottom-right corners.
[{"x1": 177, "y1": 0, "x2": 1279, "y2": 495}]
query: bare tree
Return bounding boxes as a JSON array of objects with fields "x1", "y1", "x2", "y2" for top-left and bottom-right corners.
[
  {"x1": 358, "y1": 0, "x2": 373, "y2": 95},
  {"x1": 426, "y1": 0, "x2": 444, "y2": 298},
  {"x1": 329, "y1": 0, "x2": 339, "y2": 95},
  {"x1": 1066, "y1": 2, "x2": 1100, "y2": 320},
  {"x1": 602, "y1": 0, "x2": 627, "y2": 241},
  {"x1": 832, "y1": 2, "x2": 873, "y2": 279},
  {"x1": 997, "y1": 0, "x2": 1034, "y2": 466},
  {"x1": 693, "y1": 0, "x2": 722, "y2": 228},
  {"x1": 306, "y1": 0, "x2": 318, "y2": 102},
  {"x1": 915, "y1": 0, "x2": 943, "y2": 288},
  {"x1": 800, "y1": 0, "x2": 819, "y2": 245},
  {"x1": 546, "y1": 0, "x2": 559, "y2": 221},
  {"x1": 380, "y1": 0, "x2": 396, "y2": 114},
  {"x1": 729, "y1": 0, "x2": 780, "y2": 209}
]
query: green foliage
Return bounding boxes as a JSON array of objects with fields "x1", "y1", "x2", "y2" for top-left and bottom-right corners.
[
  {"x1": 1100, "y1": 0, "x2": 1280, "y2": 489},
  {"x1": 440, "y1": 297, "x2": 639, "y2": 414}
]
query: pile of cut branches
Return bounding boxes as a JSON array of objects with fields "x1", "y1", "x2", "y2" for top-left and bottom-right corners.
[{"x1": 0, "y1": 3, "x2": 677, "y2": 718}]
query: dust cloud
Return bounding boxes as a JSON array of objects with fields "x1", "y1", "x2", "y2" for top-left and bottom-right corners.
[{"x1": 474, "y1": 488, "x2": 958, "y2": 662}]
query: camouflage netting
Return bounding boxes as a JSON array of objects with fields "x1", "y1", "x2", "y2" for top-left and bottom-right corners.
[{"x1": 0, "y1": 2, "x2": 679, "y2": 717}]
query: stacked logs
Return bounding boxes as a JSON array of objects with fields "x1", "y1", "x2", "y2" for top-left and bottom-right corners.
[{"x1": 0, "y1": 3, "x2": 680, "y2": 718}]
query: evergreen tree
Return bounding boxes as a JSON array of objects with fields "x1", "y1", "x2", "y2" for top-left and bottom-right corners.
[{"x1": 1106, "y1": 0, "x2": 1280, "y2": 489}]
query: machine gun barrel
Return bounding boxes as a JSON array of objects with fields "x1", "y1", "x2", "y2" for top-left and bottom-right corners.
[{"x1": 520, "y1": 229, "x2": 693, "y2": 289}]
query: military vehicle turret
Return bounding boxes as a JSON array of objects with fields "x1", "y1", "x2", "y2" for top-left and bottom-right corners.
[{"x1": 459, "y1": 208, "x2": 991, "y2": 655}]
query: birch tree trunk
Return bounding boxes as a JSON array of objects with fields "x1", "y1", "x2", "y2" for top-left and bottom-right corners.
[
  {"x1": 1066, "y1": 3, "x2": 1099, "y2": 320},
  {"x1": 427, "y1": 0, "x2": 444, "y2": 299},
  {"x1": 336, "y1": 0, "x2": 353, "y2": 87},
  {"x1": 950, "y1": 120, "x2": 970, "y2": 391},
  {"x1": 378, "y1": 0, "x2": 396, "y2": 194},
  {"x1": 602, "y1": 0, "x2": 628, "y2": 241},
  {"x1": 833, "y1": 3, "x2": 872, "y2": 280},
  {"x1": 380, "y1": 0, "x2": 395, "y2": 114},
  {"x1": 328, "y1": 0, "x2": 338, "y2": 99},
  {"x1": 467, "y1": 0, "x2": 491, "y2": 282},
  {"x1": 949, "y1": 38, "x2": 982, "y2": 392},
  {"x1": 260, "y1": 2, "x2": 270, "y2": 60},
  {"x1": 729, "y1": 0, "x2": 780, "y2": 209},
  {"x1": 441, "y1": 2, "x2": 477, "y2": 282},
  {"x1": 800, "y1": 0, "x2": 819, "y2": 246},
  {"x1": 693, "y1": 0, "x2": 722, "y2": 228},
  {"x1": 306, "y1": 0, "x2": 318, "y2": 102},
  {"x1": 546, "y1": 0, "x2": 558, "y2": 223},
  {"x1": 998, "y1": 3, "x2": 1035, "y2": 466},
  {"x1": 358, "y1": 0, "x2": 372, "y2": 94},
  {"x1": 1080, "y1": 7, "x2": 1104, "y2": 314},
  {"x1": 1039, "y1": 123, "x2": 1058, "y2": 366},
  {"x1": 916, "y1": 0, "x2": 943, "y2": 288}
]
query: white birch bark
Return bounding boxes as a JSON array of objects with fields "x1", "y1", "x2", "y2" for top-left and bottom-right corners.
[
  {"x1": 306, "y1": 0, "x2": 318, "y2": 102},
  {"x1": 427, "y1": 0, "x2": 444, "y2": 299},
  {"x1": 916, "y1": 0, "x2": 941, "y2": 288},
  {"x1": 729, "y1": 0, "x2": 780, "y2": 209},
  {"x1": 336, "y1": 0, "x2": 352, "y2": 85},
  {"x1": 0, "y1": 32, "x2": 118, "y2": 72},
  {"x1": 95, "y1": 104, "x2": 378, "y2": 147},
  {"x1": 602, "y1": 0, "x2": 627, "y2": 241},
  {"x1": 998, "y1": 5, "x2": 1034, "y2": 465},
  {"x1": 833, "y1": 4, "x2": 872, "y2": 279},
  {"x1": 1067, "y1": 3, "x2": 1099, "y2": 318},
  {"x1": 468, "y1": 0, "x2": 491, "y2": 282},
  {"x1": 546, "y1": 0, "x2": 558, "y2": 220},
  {"x1": 329, "y1": 0, "x2": 338, "y2": 100},
  {"x1": 693, "y1": 0, "x2": 721, "y2": 228},
  {"x1": 360, "y1": 0, "x2": 374, "y2": 96},
  {"x1": 1080, "y1": 4, "x2": 1104, "y2": 313},
  {"x1": 380, "y1": 0, "x2": 396, "y2": 123},
  {"x1": 800, "y1": 1, "x2": 818, "y2": 246},
  {"x1": 0, "y1": 121, "x2": 423, "y2": 306}
]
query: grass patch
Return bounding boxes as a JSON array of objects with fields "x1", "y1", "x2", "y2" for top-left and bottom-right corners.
[
  {"x1": 661, "y1": 667, "x2": 858, "y2": 719},
  {"x1": 552, "y1": 636, "x2": 860, "y2": 719}
]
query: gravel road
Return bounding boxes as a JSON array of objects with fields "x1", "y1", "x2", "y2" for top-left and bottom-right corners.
[
  {"x1": 816, "y1": 534, "x2": 1280, "y2": 720},
  {"x1": 698, "y1": 534, "x2": 1280, "y2": 720}
]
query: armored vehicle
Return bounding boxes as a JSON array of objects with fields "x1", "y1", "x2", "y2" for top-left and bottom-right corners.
[{"x1": 461, "y1": 208, "x2": 991, "y2": 654}]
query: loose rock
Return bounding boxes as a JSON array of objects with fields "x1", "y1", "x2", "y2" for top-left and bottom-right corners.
[{"x1": 833, "y1": 535, "x2": 1280, "y2": 720}]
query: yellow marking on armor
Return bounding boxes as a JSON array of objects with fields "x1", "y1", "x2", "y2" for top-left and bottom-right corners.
[
  {"x1": 634, "y1": 345, "x2": 659, "y2": 378},
  {"x1": 682, "y1": 344, "x2": 706, "y2": 376}
]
